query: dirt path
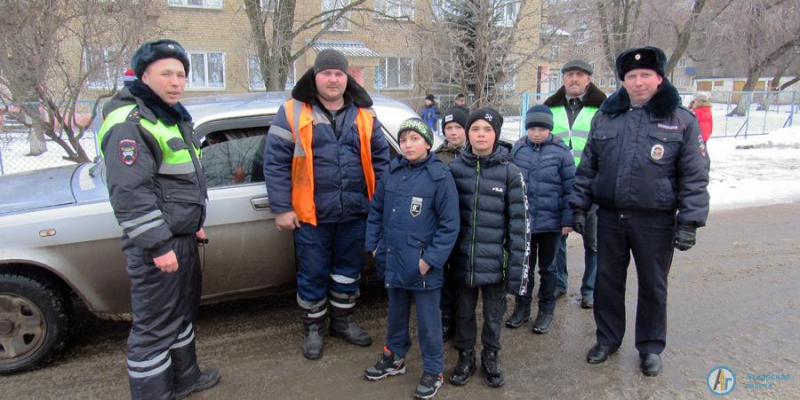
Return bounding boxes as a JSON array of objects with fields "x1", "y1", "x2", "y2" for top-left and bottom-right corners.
[{"x1": 2, "y1": 202, "x2": 799, "y2": 399}]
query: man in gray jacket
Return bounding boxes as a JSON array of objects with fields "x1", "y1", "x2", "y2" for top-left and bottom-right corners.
[{"x1": 570, "y1": 46, "x2": 709, "y2": 377}]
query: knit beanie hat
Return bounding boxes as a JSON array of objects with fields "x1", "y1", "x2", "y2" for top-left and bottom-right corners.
[
  {"x1": 131, "y1": 39, "x2": 190, "y2": 79},
  {"x1": 442, "y1": 106, "x2": 469, "y2": 130},
  {"x1": 466, "y1": 108, "x2": 504, "y2": 144},
  {"x1": 525, "y1": 105, "x2": 554, "y2": 130},
  {"x1": 314, "y1": 49, "x2": 349, "y2": 74},
  {"x1": 397, "y1": 118, "x2": 434, "y2": 147},
  {"x1": 425, "y1": 94, "x2": 435, "y2": 102}
]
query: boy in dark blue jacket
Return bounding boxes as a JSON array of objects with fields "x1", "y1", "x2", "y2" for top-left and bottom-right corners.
[
  {"x1": 364, "y1": 118, "x2": 460, "y2": 400},
  {"x1": 506, "y1": 105, "x2": 575, "y2": 334}
]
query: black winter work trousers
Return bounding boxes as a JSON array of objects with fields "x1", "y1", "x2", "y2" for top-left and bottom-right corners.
[
  {"x1": 454, "y1": 282, "x2": 506, "y2": 353},
  {"x1": 123, "y1": 234, "x2": 203, "y2": 400},
  {"x1": 594, "y1": 209, "x2": 676, "y2": 355}
]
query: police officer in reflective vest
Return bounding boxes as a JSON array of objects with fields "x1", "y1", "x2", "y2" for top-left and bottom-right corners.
[
  {"x1": 543, "y1": 60, "x2": 607, "y2": 310},
  {"x1": 98, "y1": 39, "x2": 220, "y2": 399},
  {"x1": 571, "y1": 46, "x2": 710, "y2": 377},
  {"x1": 264, "y1": 49, "x2": 390, "y2": 360}
]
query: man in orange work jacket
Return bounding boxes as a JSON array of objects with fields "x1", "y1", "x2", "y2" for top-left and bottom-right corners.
[{"x1": 264, "y1": 49, "x2": 390, "y2": 360}]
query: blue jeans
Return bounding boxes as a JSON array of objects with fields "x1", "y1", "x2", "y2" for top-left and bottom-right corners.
[
  {"x1": 386, "y1": 288, "x2": 444, "y2": 374},
  {"x1": 555, "y1": 205, "x2": 598, "y2": 296}
]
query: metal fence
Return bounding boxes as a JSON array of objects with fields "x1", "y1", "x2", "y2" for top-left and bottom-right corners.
[
  {"x1": 0, "y1": 100, "x2": 100, "y2": 176},
  {"x1": 520, "y1": 91, "x2": 799, "y2": 139}
]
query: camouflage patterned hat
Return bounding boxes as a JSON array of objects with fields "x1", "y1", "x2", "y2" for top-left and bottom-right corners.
[{"x1": 397, "y1": 118, "x2": 434, "y2": 147}]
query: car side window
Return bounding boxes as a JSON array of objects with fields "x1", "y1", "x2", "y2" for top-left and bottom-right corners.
[{"x1": 201, "y1": 127, "x2": 268, "y2": 188}]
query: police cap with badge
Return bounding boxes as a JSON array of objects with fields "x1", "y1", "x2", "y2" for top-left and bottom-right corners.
[{"x1": 615, "y1": 46, "x2": 667, "y2": 80}]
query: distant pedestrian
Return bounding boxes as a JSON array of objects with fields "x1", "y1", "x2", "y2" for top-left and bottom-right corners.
[
  {"x1": 420, "y1": 94, "x2": 442, "y2": 135},
  {"x1": 692, "y1": 92, "x2": 713, "y2": 142}
]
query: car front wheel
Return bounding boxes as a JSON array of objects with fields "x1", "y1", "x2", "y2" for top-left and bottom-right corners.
[{"x1": 0, "y1": 274, "x2": 70, "y2": 374}]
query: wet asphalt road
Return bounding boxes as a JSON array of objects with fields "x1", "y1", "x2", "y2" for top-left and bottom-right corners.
[{"x1": 1, "y1": 202, "x2": 799, "y2": 399}]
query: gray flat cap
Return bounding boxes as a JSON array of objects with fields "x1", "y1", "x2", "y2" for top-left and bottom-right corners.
[{"x1": 561, "y1": 60, "x2": 593, "y2": 75}]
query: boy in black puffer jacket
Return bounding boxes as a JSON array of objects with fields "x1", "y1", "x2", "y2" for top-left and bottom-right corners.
[
  {"x1": 448, "y1": 108, "x2": 530, "y2": 388},
  {"x1": 505, "y1": 105, "x2": 575, "y2": 334}
]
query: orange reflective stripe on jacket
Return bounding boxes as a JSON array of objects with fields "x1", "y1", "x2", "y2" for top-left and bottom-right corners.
[{"x1": 285, "y1": 99, "x2": 375, "y2": 226}]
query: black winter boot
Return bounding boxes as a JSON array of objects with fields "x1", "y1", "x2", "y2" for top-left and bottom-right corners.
[
  {"x1": 329, "y1": 292, "x2": 372, "y2": 346},
  {"x1": 449, "y1": 349, "x2": 476, "y2": 386},
  {"x1": 481, "y1": 350, "x2": 504, "y2": 388},
  {"x1": 505, "y1": 301, "x2": 531, "y2": 328},
  {"x1": 302, "y1": 319, "x2": 326, "y2": 360}
]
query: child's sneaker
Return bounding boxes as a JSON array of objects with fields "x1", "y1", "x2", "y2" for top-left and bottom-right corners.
[
  {"x1": 364, "y1": 346, "x2": 406, "y2": 381},
  {"x1": 414, "y1": 371, "x2": 443, "y2": 399}
]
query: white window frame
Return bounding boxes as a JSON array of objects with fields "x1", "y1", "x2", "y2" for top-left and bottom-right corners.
[
  {"x1": 376, "y1": 57, "x2": 414, "y2": 90},
  {"x1": 678, "y1": 59, "x2": 687, "y2": 67},
  {"x1": 494, "y1": 0, "x2": 520, "y2": 27},
  {"x1": 248, "y1": 54, "x2": 295, "y2": 90},
  {"x1": 321, "y1": 0, "x2": 352, "y2": 31},
  {"x1": 167, "y1": 0, "x2": 222, "y2": 9},
  {"x1": 375, "y1": 0, "x2": 415, "y2": 20},
  {"x1": 599, "y1": 77, "x2": 606, "y2": 87},
  {"x1": 258, "y1": 0, "x2": 277, "y2": 12},
  {"x1": 186, "y1": 51, "x2": 226, "y2": 91},
  {"x1": 85, "y1": 48, "x2": 125, "y2": 90}
]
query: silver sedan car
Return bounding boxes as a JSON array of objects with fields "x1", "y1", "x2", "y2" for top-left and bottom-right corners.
[{"x1": 0, "y1": 91, "x2": 433, "y2": 374}]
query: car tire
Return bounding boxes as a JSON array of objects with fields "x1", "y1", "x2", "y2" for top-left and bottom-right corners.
[{"x1": 0, "y1": 274, "x2": 70, "y2": 375}]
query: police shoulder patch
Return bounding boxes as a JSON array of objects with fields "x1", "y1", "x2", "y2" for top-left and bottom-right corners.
[{"x1": 118, "y1": 139, "x2": 139, "y2": 166}]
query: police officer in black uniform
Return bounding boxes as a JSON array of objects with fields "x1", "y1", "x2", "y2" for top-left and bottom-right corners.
[
  {"x1": 98, "y1": 40, "x2": 221, "y2": 399},
  {"x1": 570, "y1": 46, "x2": 710, "y2": 377}
]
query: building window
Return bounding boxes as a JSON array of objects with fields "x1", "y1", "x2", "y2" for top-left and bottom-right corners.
[
  {"x1": 85, "y1": 48, "x2": 125, "y2": 89},
  {"x1": 259, "y1": 0, "x2": 277, "y2": 12},
  {"x1": 495, "y1": 0, "x2": 520, "y2": 27},
  {"x1": 714, "y1": 80, "x2": 724, "y2": 87},
  {"x1": 550, "y1": 44, "x2": 559, "y2": 59},
  {"x1": 376, "y1": 57, "x2": 413, "y2": 89},
  {"x1": 678, "y1": 59, "x2": 687, "y2": 67},
  {"x1": 248, "y1": 55, "x2": 294, "y2": 90},
  {"x1": 677, "y1": 77, "x2": 685, "y2": 86},
  {"x1": 599, "y1": 77, "x2": 606, "y2": 87},
  {"x1": 167, "y1": 0, "x2": 222, "y2": 9},
  {"x1": 321, "y1": 0, "x2": 351, "y2": 31},
  {"x1": 188, "y1": 52, "x2": 225, "y2": 89},
  {"x1": 375, "y1": 0, "x2": 414, "y2": 20}
]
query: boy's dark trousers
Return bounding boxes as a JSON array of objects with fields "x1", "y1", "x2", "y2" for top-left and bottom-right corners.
[
  {"x1": 439, "y1": 266, "x2": 457, "y2": 326},
  {"x1": 454, "y1": 282, "x2": 506, "y2": 352},
  {"x1": 515, "y1": 232, "x2": 561, "y2": 312},
  {"x1": 386, "y1": 287, "x2": 444, "y2": 374}
]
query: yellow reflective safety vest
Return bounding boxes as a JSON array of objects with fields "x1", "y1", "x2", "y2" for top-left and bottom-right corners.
[
  {"x1": 550, "y1": 105, "x2": 597, "y2": 166},
  {"x1": 97, "y1": 104, "x2": 201, "y2": 175}
]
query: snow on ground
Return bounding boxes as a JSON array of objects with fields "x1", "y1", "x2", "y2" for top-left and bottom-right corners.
[{"x1": 504, "y1": 118, "x2": 800, "y2": 212}]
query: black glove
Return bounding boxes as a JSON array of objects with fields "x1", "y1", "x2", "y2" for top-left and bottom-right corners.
[
  {"x1": 573, "y1": 209, "x2": 587, "y2": 235},
  {"x1": 673, "y1": 225, "x2": 697, "y2": 251}
]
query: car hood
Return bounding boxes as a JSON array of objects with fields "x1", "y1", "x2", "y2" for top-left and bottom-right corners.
[{"x1": 0, "y1": 165, "x2": 79, "y2": 215}]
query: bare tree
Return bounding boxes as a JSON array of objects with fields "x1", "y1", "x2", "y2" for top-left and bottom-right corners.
[
  {"x1": 0, "y1": 0, "x2": 158, "y2": 163},
  {"x1": 243, "y1": 0, "x2": 410, "y2": 91},
  {"x1": 425, "y1": 0, "x2": 543, "y2": 109},
  {"x1": 714, "y1": 0, "x2": 800, "y2": 115}
]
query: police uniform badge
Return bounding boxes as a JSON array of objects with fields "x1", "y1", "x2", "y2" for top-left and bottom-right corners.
[
  {"x1": 650, "y1": 144, "x2": 664, "y2": 160},
  {"x1": 698, "y1": 135, "x2": 707, "y2": 157},
  {"x1": 119, "y1": 139, "x2": 139, "y2": 166},
  {"x1": 410, "y1": 197, "x2": 423, "y2": 217}
]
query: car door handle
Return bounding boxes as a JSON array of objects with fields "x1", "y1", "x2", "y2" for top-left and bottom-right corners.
[{"x1": 250, "y1": 196, "x2": 270, "y2": 211}]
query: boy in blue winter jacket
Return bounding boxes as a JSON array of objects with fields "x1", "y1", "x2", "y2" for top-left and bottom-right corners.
[
  {"x1": 364, "y1": 118, "x2": 460, "y2": 400},
  {"x1": 506, "y1": 105, "x2": 576, "y2": 334}
]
